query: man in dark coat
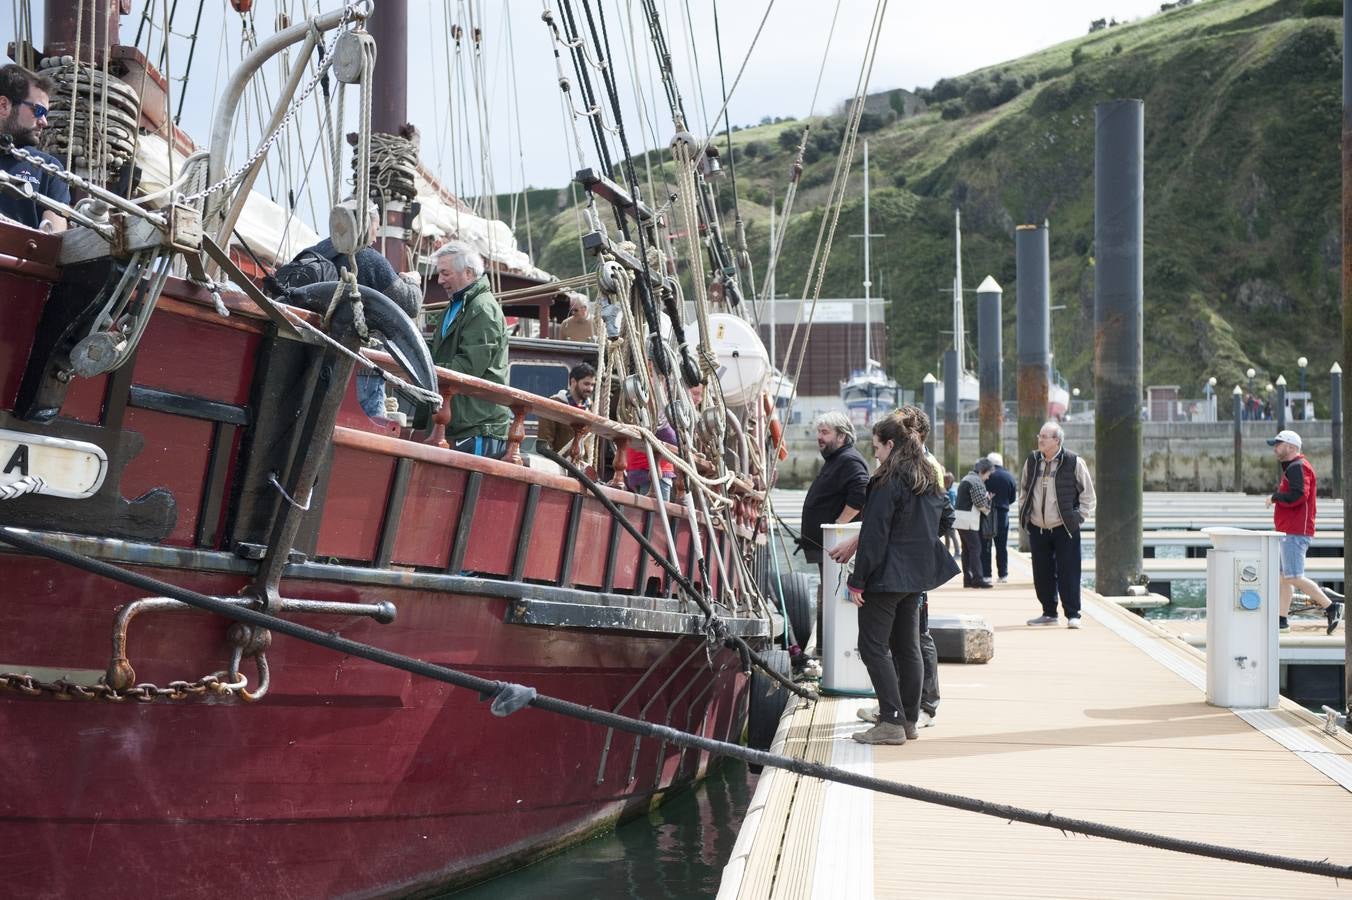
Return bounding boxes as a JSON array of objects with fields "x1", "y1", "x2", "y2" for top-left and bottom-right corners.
[
  {"x1": 982, "y1": 451, "x2": 1018, "y2": 583},
  {"x1": 800, "y1": 411, "x2": 869, "y2": 650}
]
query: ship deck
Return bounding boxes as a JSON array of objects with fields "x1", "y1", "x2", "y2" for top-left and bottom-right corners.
[{"x1": 718, "y1": 556, "x2": 1352, "y2": 898}]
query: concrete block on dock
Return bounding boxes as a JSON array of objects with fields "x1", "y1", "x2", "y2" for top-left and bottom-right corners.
[{"x1": 929, "y1": 614, "x2": 994, "y2": 663}]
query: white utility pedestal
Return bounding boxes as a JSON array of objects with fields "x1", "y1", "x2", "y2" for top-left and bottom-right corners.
[
  {"x1": 1203, "y1": 527, "x2": 1281, "y2": 708},
  {"x1": 821, "y1": 523, "x2": 873, "y2": 696}
]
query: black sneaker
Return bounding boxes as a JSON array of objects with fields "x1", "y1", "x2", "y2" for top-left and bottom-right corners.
[
  {"x1": 1278, "y1": 616, "x2": 1290, "y2": 634},
  {"x1": 1328, "y1": 602, "x2": 1344, "y2": 635}
]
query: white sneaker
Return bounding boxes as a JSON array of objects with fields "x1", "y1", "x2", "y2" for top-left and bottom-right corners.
[
  {"x1": 998, "y1": 576, "x2": 1008, "y2": 583},
  {"x1": 1067, "y1": 617, "x2": 1082, "y2": 629},
  {"x1": 857, "y1": 705, "x2": 880, "y2": 724},
  {"x1": 918, "y1": 710, "x2": 936, "y2": 728}
]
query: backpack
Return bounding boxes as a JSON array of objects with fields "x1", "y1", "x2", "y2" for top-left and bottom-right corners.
[{"x1": 264, "y1": 248, "x2": 341, "y2": 297}]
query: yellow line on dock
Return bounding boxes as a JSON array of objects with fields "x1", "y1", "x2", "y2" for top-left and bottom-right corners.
[{"x1": 721, "y1": 558, "x2": 1352, "y2": 898}]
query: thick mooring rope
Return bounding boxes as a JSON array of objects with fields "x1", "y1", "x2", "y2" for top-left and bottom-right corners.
[{"x1": 0, "y1": 525, "x2": 1348, "y2": 881}]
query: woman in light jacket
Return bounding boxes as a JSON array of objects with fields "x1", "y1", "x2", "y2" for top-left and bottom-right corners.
[{"x1": 846, "y1": 413, "x2": 960, "y2": 745}]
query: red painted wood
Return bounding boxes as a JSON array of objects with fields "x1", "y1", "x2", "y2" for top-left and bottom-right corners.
[
  {"x1": 463, "y1": 477, "x2": 527, "y2": 574},
  {"x1": 392, "y1": 463, "x2": 467, "y2": 568},
  {"x1": 522, "y1": 487, "x2": 570, "y2": 581},
  {"x1": 131, "y1": 311, "x2": 261, "y2": 405},
  {"x1": 315, "y1": 446, "x2": 396, "y2": 561},
  {"x1": 0, "y1": 556, "x2": 752, "y2": 899},
  {"x1": 0, "y1": 274, "x2": 46, "y2": 408},
  {"x1": 569, "y1": 498, "x2": 615, "y2": 588},
  {"x1": 59, "y1": 370, "x2": 109, "y2": 423},
  {"x1": 119, "y1": 407, "x2": 214, "y2": 546}
]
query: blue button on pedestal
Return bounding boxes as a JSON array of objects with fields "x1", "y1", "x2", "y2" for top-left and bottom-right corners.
[{"x1": 1238, "y1": 590, "x2": 1262, "y2": 611}]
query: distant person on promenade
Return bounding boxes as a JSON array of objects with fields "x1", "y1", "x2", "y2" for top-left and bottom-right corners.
[
  {"x1": 800, "y1": 411, "x2": 870, "y2": 650},
  {"x1": 955, "y1": 458, "x2": 994, "y2": 589},
  {"x1": 983, "y1": 452, "x2": 1018, "y2": 583},
  {"x1": 1021, "y1": 421, "x2": 1096, "y2": 628},
  {"x1": 832, "y1": 406, "x2": 949, "y2": 729},
  {"x1": 843, "y1": 412, "x2": 959, "y2": 745},
  {"x1": 535, "y1": 362, "x2": 596, "y2": 453},
  {"x1": 1265, "y1": 429, "x2": 1343, "y2": 634},
  {"x1": 943, "y1": 471, "x2": 960, "y2": 558}
]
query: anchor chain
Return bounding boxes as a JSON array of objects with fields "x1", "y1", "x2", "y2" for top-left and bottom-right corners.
[{"x1": 0, "y1": 670, "x2": 249, "y2": 703}]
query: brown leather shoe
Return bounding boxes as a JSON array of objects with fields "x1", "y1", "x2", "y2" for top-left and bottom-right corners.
[{"x1": 852, "y1": 722, "x2": 908, "y2": 745}]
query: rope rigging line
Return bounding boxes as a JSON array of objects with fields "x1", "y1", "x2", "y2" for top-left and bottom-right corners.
[
  {"x1": 2, "y1": 524, "x2": 1350, "y2": 884},
  {"x1": 779, "y1": 0, "x2": 887, "y2": 421}
]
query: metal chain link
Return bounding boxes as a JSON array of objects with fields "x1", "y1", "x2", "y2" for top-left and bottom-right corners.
[
  {"x1": 184, "y1": 4, "x2": 366, "y2": 205},
  {"x1": 1, "y1": 670, "x2": 248, "y2": 703}
]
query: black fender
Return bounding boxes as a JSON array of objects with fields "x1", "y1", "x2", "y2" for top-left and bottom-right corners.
[{"x1": 287, "y1": 282, "x2": 438, "y2": 433}]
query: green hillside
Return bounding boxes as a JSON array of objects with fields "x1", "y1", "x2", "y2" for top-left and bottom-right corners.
[{"x1": 514, "y1": 0, "x2": 1345, "y2": 413}]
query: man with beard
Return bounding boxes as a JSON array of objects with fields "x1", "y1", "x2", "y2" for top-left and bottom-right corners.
[
  {"x1": 799, "y1": 411, "x2": 870, "y2": 652},
  {"x1": 535, "y1": 362, "x2": 597, "y2": 453},
  {"x1": 0, "y1": 65, "x2": 67, "y2": 233}
]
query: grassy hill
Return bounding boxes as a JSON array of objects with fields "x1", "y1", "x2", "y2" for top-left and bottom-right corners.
[{"x1": 510, "y1": 0, "x2": 1345, "y2": 413}]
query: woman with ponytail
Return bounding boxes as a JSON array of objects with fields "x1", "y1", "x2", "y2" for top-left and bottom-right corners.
[{"x1": 846, "y1": 408, "x2": 960, "y2": 745}]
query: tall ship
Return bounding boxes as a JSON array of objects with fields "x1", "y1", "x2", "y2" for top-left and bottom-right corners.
[{"x1": 0, "y1": 2, "x2": 804, "y2": 895}]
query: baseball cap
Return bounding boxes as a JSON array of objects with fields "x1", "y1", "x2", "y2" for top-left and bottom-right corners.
[
  {"x1": 986, "y1": 451, "x2": 1004, "y2": 467},
  {"x1": 1266, "y1": 429, "x2": 1302, "y2": 450}
]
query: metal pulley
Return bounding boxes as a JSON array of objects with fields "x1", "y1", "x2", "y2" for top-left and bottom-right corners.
[
  {"x1": 697, "y1": 405, "x2": 725, "y2": 445},
  {"x1": 328, "y1": 203, "x2": 363, "y2": 255},
  {"x1": 667, "y1": 396, "x2": 693, "y2": 434},
  {"x1": 700, "y1": 145, "x2": 723, "y2": 180},
  {"x1": 69, "y1": 332, "x2": 127, "y2": 378},
  {"x1": 623, "y1": 373, "x2": 649, "y2": 410},
  {"x1": 333, "y1": 30, "x2": 377, "y2": 84},
  {"x1": 597, "y1": 258, "x2": 625, "y2": 294}
]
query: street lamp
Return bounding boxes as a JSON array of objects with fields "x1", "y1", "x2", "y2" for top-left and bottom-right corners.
[
  {"x1": 1246, "y1": 367, "x2": 1256, "y2": 396},
  {"x1": 1297, "y1": 356, "x2": 1308, "y2": 419},
  {"x1": 1204, "y1": 376, "x2": 1217, "y2": 421}
]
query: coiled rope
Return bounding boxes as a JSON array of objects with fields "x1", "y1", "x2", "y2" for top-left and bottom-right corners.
[{"x1": 0, "y1": 524, "x2": 1347, "y2": 882}]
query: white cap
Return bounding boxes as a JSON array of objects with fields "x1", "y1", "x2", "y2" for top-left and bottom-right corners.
[
  {"x1": 986, "y1": 451, "x2": 1003, "y2": 467},
  {"x1": 1266, "y1": 429, "x2": 1302, "y2": 450}
]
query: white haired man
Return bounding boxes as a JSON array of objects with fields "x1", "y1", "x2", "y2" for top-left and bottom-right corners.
[
  {"x1": 1020, "y1": 421, "x2": 1096, "y2": 628},
  {"x1": 799, "y1": 411, "x2": 870, "y2": 650},
  {"x1": 559, "y1": 295, "x2": 594, "y2": 342},
  {"x1": 431, "y1": 240, "x2": 510, "y2": 457}
]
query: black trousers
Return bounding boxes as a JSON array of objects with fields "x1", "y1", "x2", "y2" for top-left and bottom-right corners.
[
  {"x1": 916, "y1": 596, "x2": 939, "y2": 717},
  {"x1": 858, "y1": 591, "x2": 922, "y2": 724},
  {"x1": 1028, "y1": 525, "x2": 1083, "y2": 619},
  {"x1": 959, "y1": 529, "x2": 985, "y2": 586},
  {"x1": 981, "y1": 508, "x2": 1010, "y2": 579}
]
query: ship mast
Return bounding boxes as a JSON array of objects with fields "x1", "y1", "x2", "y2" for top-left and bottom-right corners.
[
  {"x1": 862, "y1": 140, "x2": 872, "y2": 372},
  {"x1": 953, "y1": 207, "x2": 964, "y2": 374},
  {"x1": 367, "y1": 0, "x2": 415, "y2": 274}
]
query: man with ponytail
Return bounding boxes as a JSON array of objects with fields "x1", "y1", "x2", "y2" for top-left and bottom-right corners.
[{"x1": 844, "y1": 409, "x2": 960, "y2": 745}]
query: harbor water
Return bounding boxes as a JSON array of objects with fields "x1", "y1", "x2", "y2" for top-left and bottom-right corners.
[{"x1": 447, "y1": 760, "x2": 756, "y2": 898}]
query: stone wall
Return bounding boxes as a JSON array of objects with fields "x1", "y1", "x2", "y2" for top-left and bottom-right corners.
[{"x1": 775, "y1": 420, "x2": 1337, "y2": 494}]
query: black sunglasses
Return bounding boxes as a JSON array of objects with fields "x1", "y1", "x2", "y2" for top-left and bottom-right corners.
[{"x1": 18, "y1": 99, "x2": 48, "y2": 120}]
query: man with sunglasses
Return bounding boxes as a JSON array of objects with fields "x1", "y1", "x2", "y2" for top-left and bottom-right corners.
[{"x1": 0, "y1": 64, "x2": 67, "y2": 233}]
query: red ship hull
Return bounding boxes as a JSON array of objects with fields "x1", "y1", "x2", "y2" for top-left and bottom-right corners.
[{"x1": 0, "y1": 230, "x2": 768, "y2": 897}]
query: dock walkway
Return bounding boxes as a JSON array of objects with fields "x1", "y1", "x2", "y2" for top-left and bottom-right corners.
[{"x1": 719, "y1": 559, "x2": 1352, "y2": 898}]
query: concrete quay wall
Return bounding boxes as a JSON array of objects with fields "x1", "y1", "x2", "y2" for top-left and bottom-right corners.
[{"x1": 774, "y1": 421, "x2": 1336, "y2": 493}]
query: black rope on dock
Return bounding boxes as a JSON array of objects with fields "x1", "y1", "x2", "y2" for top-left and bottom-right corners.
[
  {"x1": 537, "y1": 446, "x2": 816, "y2": 703},
  {"x1": 3, "y1": 524, "x2": 1349, "y2": 882}
]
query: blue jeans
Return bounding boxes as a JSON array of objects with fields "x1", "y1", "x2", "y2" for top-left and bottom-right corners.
[{"x1": 1279, "y1": 534, "x2": 1310, "y2": 578}]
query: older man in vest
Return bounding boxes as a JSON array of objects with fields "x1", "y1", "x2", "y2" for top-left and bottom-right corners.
[{"x1": 1020, "y1": 421, "x2": 1096, "y2": 628}]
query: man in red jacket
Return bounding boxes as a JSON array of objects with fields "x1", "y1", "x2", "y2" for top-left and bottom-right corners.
[{"x1": 1265, "y1": 430, "x2": 1343, "y2": 634}]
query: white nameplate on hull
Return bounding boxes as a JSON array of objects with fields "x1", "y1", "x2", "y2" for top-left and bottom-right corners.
[{"x1": 0, "y1": 429, "x2": 108, "y2": 500}]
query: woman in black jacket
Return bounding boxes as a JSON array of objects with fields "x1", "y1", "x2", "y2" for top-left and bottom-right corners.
[{"x1": 847, "y1": 413, "x2": 961, "y2": 745}]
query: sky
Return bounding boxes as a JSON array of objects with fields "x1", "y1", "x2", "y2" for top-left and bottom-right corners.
[{"x1": 11, "y1": 0, "x2": 1174, "y2": 233}]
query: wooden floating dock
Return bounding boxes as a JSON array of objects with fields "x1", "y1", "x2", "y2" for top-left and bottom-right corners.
[
  {"x1": 1083, "y1": 555, "x2": 1347, "y2": 584},
  {"x1": 719, "y1": 561, "x2": 1352, "y2": 898}
]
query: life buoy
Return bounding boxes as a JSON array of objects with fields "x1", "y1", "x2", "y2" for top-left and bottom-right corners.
[{"x1": 230, "y1": 0, "x2": 253, "y2": 12}]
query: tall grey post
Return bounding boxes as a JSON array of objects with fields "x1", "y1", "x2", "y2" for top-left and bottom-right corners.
[
  {"x1": 977, "y1": 276, "x2": 1004, "y2": 458},
  {"x1": 1016, "y1": 224, "x2": 1051, "y2": 551},
  {"x1": 1232, "y1": 386, "x2": 1243, "y2": 492},
  {"x1": 1093, "y1": 99, "x2": 1145, "y2": 597},
  {"x1": 1342, "y1": 0, "x2": 1351, "y2": 726},
  {"x1": 943, "y1": 350, "x2": 960, "y2": 476},
  {"x1": 923, "y1": 374, "x2": 938, "y2": 453},
  {"x1": 1275, "y1": 376, "x2": 1287, "y2": 431},
  {"x1": 1333, "y1": 364, "x2": 1344, "y2": 498}
]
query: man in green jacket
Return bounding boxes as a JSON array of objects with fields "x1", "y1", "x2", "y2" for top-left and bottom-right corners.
[{"x1": 430, "y1": 240, "x2": 510, "y2": 457}]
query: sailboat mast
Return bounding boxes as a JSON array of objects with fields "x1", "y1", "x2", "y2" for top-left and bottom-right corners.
[
  {"x1": 863, "y1": 140, "x2": 872, "y2": 370},
  {"x1": 43, "y1": 1, "x2": 120, "y2": 63},
  {"x1": 768, "y1": 199, "x2": 777, "y2": 371},
  {"x1": 368, "y1": 0, "x2": 413, "y2": 274},
  {"x1": 953, "y1": 208, "x2": 964, "y2": 374}
]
